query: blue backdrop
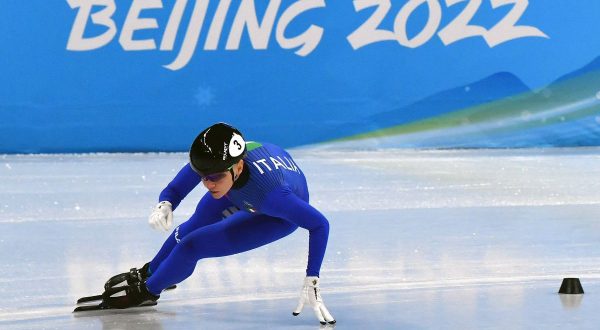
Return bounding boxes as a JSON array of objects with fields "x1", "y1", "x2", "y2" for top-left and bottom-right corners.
[{"x1": 1, "y1": 0, "x2": 599, "y2": 153}]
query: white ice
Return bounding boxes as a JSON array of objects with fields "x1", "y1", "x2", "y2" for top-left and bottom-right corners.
[{"x1": 1, "y1": 148, "x2": 600, "y2": 329}]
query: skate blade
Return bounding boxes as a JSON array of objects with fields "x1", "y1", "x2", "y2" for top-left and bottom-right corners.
[{"x1": 73, "y1": 301, "x2": 157, "y2": 313}]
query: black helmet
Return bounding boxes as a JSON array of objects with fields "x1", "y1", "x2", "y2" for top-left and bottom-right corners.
[{"x1": 189, "y1": 123, "x2": 247, "y2": 176}]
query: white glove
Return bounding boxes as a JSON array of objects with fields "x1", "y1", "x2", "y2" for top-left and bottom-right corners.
[
  {"x1": 148, "y1": 201, "x2": 173, "y2": 232},
  {"x1": 293, "y1": 276, "x2": 336, "y2": 325}
]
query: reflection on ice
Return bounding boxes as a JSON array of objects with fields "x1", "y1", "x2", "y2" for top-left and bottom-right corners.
[{"x1": 560, "y1": 293, "x2": 584, "y2": 310}]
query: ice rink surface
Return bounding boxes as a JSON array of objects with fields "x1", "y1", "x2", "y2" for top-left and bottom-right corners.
[{"x1": 1, "y1": 148, "x2": 600, "y2": 329}]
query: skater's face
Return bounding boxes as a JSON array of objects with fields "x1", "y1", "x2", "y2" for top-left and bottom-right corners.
[{"x1": 202, "y1": 160, "x2": 244, "y2": 199}]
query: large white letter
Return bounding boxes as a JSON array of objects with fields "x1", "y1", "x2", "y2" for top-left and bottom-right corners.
[
  {"x1": 276, "y1": 0, "x2": 325, "y2": 56},
  {"x1": 394, "y1": 0, "x2": 441, "y2": 48},
  {"x1": 438, "y1": 0, "x2": 488, "y2": 46},
  {"x1": 160, "y1": 0, "x2": 188, "y2": 50},
  {"x1": 226, "y1": 0, "x2": 281, "y2": 50},
  {"x1": 485, "y1": 0, "x2": 549, "y2": 47},
  {"x1": 119, "y1": 0, "x2": 163, "y2": 50},
  {"x1": 204, "y1": 0, "x2": 233, "y2": 50},
  {"x1": 66, "y1": 0, "x2": 117, "y2": 51},
  {"x1": 346, "y1": 0, "x2": 396, "y2": 50},
  {"x1": 164, "y1": 0, "x2": 210, "y2": 71}
]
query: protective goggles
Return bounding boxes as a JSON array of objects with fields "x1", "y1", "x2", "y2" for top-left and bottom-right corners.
[
  {"x1": 200, "y1": 171, "x2": 229, "y2": 182},
  {"x1": 191, "y1": 164, "x2": 234, "y2": 182}
]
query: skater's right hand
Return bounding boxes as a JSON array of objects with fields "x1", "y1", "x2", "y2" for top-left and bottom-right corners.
[{"x1": 148, "y1": 201, "x2": 173, "y2": 232}]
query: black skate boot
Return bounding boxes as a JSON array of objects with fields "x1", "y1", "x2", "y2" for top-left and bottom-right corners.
[
  {"x1": 139, "y1": 262, "x2": 177, "y2": 290},
  {"x1": 103, "y1": 263, "x2": 176, "y2": 291},
  {"x1": 74, "y1": 267, "x2": 159, "y2": 312},
  {"x1": 139, "y1": 262, "x2": 152, "y2": 280},
  {"x1": 75, "y1": 263, "x2": 177, "y2": 310},
  {"x1": 103, "y1": 277, "x2": 159, "y2": 309}
]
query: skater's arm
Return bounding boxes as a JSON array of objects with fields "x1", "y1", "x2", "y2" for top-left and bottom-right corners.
[
  {"x1": 159, "y1": 163, "x2": 201, "y2": 210},
  {"x1": 261, "y1": 187, "x2": 329, "y2": 277}
]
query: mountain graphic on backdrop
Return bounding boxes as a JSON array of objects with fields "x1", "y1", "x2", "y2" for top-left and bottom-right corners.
[
  {"x1": 553, "y1": 55, "x2": 600, "y2": 84},
  {"x1": 369, "y1": 72, "x2": 531, "y2": 128},
  {"x1": 324, "y1": 72, "x2": 532, "y2": 142},
  {"x1": 320, "y1": 55, "x2": 600, "y2": 148}
]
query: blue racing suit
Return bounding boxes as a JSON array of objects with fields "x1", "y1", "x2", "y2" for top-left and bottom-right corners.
[{"x1": 145, "y1": 142, "x2": 330, "y2": 295}]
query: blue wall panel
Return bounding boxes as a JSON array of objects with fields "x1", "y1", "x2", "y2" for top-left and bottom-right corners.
[{"x1": 1, "y1": 1, "x2": 599, "y2": 152}]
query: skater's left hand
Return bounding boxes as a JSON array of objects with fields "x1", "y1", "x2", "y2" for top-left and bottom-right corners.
[{"x1": 293, "y1": 276, "x2": 336, "y2": 325}]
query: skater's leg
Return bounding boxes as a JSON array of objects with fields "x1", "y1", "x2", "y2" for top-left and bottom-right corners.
[
  {"x1": 148, "y1": 193, "x2": 237, "y2": 273},
  {"x1": 146, "y1": 212, "x2": 297, "y2": 295}
]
